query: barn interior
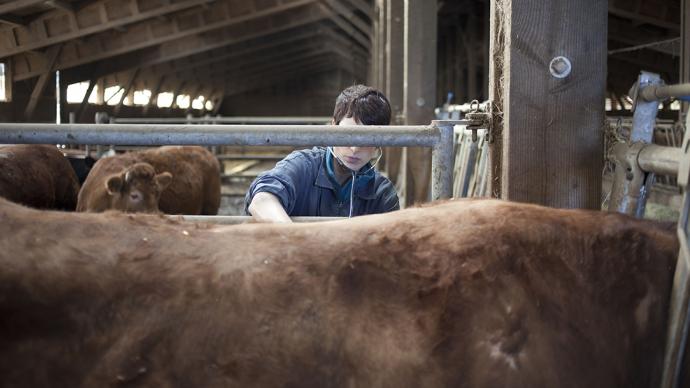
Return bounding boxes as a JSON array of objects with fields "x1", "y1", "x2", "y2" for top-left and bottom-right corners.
[
  {"x1": 0, "y1": 0, "x2": 686, "y2": 214},
  {"x1": 1, "y1": 1, "x2": 690, "y2": 385}
]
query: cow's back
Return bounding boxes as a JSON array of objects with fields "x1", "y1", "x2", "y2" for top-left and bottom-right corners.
[
  {"x1": 0, "y1": 198, "x2": 680, "y2": 388},
  {"x1": 0, "y1": 144, "x2": 80, "y2": 210}
]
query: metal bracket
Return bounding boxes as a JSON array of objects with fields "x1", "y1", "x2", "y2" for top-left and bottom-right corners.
[{"x1": 463, "y1": 100, "x2": 493, "y2": 142}]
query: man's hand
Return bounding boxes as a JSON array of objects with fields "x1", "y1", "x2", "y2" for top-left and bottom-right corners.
[{"x1": 247, "y1": 192, "x2": 293, "y2": 223}]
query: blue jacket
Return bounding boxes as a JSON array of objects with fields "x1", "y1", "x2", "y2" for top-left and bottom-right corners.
[{"x1": 245, "y1": 147, "x2": 399, "y2": 217}]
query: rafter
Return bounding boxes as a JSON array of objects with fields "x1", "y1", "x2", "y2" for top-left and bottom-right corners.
[
  {"x1": 0, "y1": 0, "x2": 216, "y2": 58},
  {"x1": 322, "y1": 0, "x2": 372, "y2": 37},
  {"x1": 10, "y1": 0, "x2": 319, "y2": 80},
  {"x1": 120, "y1": 25, "x2": 367, "y2": 90},
  {"x1": 318, "y1": 2, "x2": 370, "y2": 49},
  {"x1": 609, "y1": 1, "x2": 680, "y2": 32},
  {"x1": 0, "y1": 0, "x2": 45, "y2": 16},
  {"x1": 61, "y1": 4, "x2": 327, "y2": 84}
]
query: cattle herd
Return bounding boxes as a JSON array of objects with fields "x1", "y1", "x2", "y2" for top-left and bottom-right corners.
[{"x1": 0, "y1": 144, "x2": 686, "y2": 387}]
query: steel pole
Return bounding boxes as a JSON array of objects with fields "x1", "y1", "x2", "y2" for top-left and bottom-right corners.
[
  {"x1": 638, "y1": 144, "x2": 682, "y2": 177},
  {"x1": 431, "y1": 120, "x2": 456, "y2": 200},
  {"x1": 112, "y1": 116, "x2": 332, "y2": 124},
  {"x1": 640, "y1": 82, "x2": 690, "y2": 102},
  {"x1": 0, "y1": 123, "x2": 454, "y2": 147}
]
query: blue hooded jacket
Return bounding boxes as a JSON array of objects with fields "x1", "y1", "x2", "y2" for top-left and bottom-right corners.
[{"x1": 245, "y1": 147, "x2": 399, "y2": 217}]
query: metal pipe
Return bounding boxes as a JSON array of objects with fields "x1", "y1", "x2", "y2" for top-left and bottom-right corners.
[
  {"x1": 431, "y1": 120, "x2": 456, "y2": 200},
  {"x1": 112, "y1": 116, "x2": 332, "y2": 124},
  {"x1": 640, "y1": 82, "x2": 690, "y2": 102},
  {"x1": 0, "y1": 123, "x2": 454, "y2": 147},
  {"x1": 638, "y1": 144, "x2": 682, "y2": 176},
  {"x1": 172, "y1": 215, "x2": 345, "y2": 224}
]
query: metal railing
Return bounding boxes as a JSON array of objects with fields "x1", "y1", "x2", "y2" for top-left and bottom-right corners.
[{"x1": 0, "y1": 120, "x2": 461, "y2": 201}]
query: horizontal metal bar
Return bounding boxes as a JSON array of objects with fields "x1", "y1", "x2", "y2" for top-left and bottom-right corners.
[
  {"x1": 112, "y1": 116, "x2": 332, "y2": 124},
  {"x1": 638, "y1": 144, "x2": 682, "y2": 176},
  {"x1": 172, "y1": 215, "x2": 345, "y2": 224},
  {"x1": 0, "y1": 123, "x2": 452, "y2": 147},
  {"x1": 640, "y1": 82, "x2": 690, "y2": 102}
]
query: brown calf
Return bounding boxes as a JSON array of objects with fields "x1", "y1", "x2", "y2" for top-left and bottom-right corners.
[
  {"x1": 0, "y1": 144, "x2": 80, "y2": 210},
  {"x1": 0, "y1": 198, "x2": 679, "y2": 388},
  {"x1": 77, "y1": 146, "x2": 221, "y2": 214}
]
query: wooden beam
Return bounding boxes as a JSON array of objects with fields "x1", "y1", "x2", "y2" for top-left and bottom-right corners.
[
  {"x1": 318, "y1": 3, "x2": 371, "y2": 50},
  {"x1": 113, "y1": 69, "x2": 138, "y2": 116},
  {"x1": 58, "y1": 4, "x2": 326, "y2": 84},
  {"x1": 608, "y1": 1, "x2": 680, "y2": 32},
  {"x1": 0, "y1": 14, "x2": 26, "y2": 27},
  {"x1": 383, "y1": 0, "x2": 404, "y2": 187},
  {"x1": 0, "y1": 0, "x2": 44, "y2": 16},
  {"x1": 44, "y1": 0, "x2": 73, "y2": 12},
  {"x1": 0, "y1": 0, "x2": 215, "y2": 57},
  {"x1": 24, "y1": 45, "x2": 61, "y2": 120},
  {"x1": 76, "y1": 77, "x2": 96, "y2": 122},
  {"x1": 10, "y1": 0, "x2": 320, "y2": 81},
  {"x1": 682, "y1": 0, "x2": 689, "y2": 117},
  {"x1": 401, "y1": 0, "x2": 436, "y2": 206},
  {"x1": 490, "y1": 0, "x2": 606, "y2": 208}
]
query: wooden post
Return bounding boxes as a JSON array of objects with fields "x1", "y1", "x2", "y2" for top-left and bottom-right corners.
[
  {"x1": 76, "y1": 78, "x2": 96, "y2": 122},
  {"x1": 24, "y1": 45, "x2": 62, "y2": 120},
  {"x1": 488, "y1": 0, "x2": 606, "y2": 208},
  {"x1": 682, "y1": 0, "x2": 689, "y2": 119},
  {"x1": 383, "y1": 0, "x2": 404, "y2": 190},
  {"x1": 113, "y1": 68, "x2": 138, "y2": 116},
  {"x1": 402, "y1": 0, "x2": 437, "y2": 205}
]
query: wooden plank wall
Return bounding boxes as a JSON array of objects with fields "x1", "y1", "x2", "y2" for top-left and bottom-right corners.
[{"x1": 489, "y1": 0, "x2": 607, "y2": 209}]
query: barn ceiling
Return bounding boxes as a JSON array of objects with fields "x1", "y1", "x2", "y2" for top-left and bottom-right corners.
[
  {"x1": 0, "y1": 0, "x2": 372, "y2": 107},
  {"x1": 0, "y1": 0, "x2": 683, "y2": 116}
]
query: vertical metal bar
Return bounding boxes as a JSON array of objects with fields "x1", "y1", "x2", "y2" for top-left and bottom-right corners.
[
  {"x1": 661, "y1": 110, "x2": 690, "y2": 388},
  {"x1": 631, "y1": 72, "x2": 663, "y2": 143},
  {"x1": 431, "y1": 120, "x2": 455, "y2": 200}
]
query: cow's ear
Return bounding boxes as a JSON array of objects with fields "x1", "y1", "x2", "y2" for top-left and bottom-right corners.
[
  {"x1": 155, "y1": 172, "x2": 172, "y2": 191},
  {"x1": 105, "y1": 175, "x2": 123, "y2": 195}
]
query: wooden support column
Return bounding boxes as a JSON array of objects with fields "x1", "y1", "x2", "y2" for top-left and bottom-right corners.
[
  {"x1": 488, "y1": 0, "x2": 606, "y2": 208},
  {"x1": 113, "y1": 68, "x2": 138, "y2": 116},
  {"x1": 402, "y1": 0, "x2": 436, "y2": 205},
  {"x1": 24, "y1": 45, "x2": 61, "y2": 120},
  {"x1": 682, "y1": 0, "x2": 689, "y2": 118},
  {"x1": 95, "y1": 78, "x2": 105, "y2": 105},
  {"x1": 465, "y1": 3, "x2": 478, "y2": 100},
  {"x1": 76, "y1": 78, "x2": 97, "y2": 122},
  {"x1": 143, "y1": 75, "x2": 165, "y2": 115},
  {"x1": 383, "y1": 0, "x2": 404, "y2": 189}
]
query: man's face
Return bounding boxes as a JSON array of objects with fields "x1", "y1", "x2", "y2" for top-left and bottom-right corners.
[{"x1": 333, "y1": 116, "x2": 378, "y2": 171}]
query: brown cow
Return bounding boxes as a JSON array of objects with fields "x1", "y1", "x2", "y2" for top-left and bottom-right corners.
[
  {"x1": 0, "y1": 144, "x2": 80, "y2": 210},
  {"x1": 0, "y1": 198, "x2": 679, "y2": 388},
  {"x1": 77, "y1": 146, "x2": 221, "y2": 214}
]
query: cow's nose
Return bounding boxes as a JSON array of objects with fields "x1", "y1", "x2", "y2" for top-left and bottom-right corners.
[{"x1": 130, "y1": 192, "x2": 141, "y2": 202}]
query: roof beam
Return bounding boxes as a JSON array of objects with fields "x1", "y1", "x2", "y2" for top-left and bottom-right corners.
[
  {"x1": 60, "y1": 4, "x2": 327, "y2": 84},
  {"x1": 322, "y1": 0, "x2": 372, "y2": 37},
  {"x1": 10, "y1": 0, "x2": 319, "y2": 80},
  {"x1": 125, "y1": 25, "x2": 367, "y2": 89},
  {"x1": 0, "y1": 0, "x2": 45, "y2": 16},
  {"x1": 609, "y1": 1, "x2": 680, "y2": 32},
  {"x1": 0, "y1": 0, "x2": 216, "y2": 58},
  {"x1": 318, "y1": 2, "x2": 371, "y2": 49}
]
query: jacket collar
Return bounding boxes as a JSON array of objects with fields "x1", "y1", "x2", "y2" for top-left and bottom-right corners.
[{"x1": 315, "y1": 148, "x2": 377, "y2": 200}]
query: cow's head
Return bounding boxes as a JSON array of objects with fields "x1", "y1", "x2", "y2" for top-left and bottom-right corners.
[{"x1": 104, "y1": 163, "x2": 172, "y2": 213}]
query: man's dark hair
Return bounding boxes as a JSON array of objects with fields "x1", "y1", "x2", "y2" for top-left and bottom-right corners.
[{"x1": 332, "y1": 85, "x2": 391, "y2": 126}]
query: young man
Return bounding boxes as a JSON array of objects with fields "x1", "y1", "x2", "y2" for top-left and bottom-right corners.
[{"x1": 245, "y1": 84, "x2": 400, "y2": 223}]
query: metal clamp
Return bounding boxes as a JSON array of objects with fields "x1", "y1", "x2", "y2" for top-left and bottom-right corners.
[{"x1": 464, "y1": 100, "x2": 493, "y2": 142}]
